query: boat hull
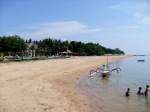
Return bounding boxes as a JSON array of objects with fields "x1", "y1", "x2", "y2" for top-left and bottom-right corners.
[{"x1": 101, "y1": 71, "x2": 110, "y2": 77}]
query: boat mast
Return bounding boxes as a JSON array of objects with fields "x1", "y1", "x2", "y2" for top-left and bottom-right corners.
[
  {"x1": 106, "y1": 54, "x2": 109, "y2": 68},
  {"x1": 107, "y1": 55, "x2": 108, "y2": 65}
]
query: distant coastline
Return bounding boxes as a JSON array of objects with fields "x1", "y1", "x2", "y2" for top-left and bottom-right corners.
[
  {"x1": 0, "y1": 35, "x2": 124, "y2": 58},
  {"x1": 132, "y1": 54, "x2": 146, "y2": 56}
]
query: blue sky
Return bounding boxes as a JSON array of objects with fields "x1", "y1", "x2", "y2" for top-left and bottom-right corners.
[{"x1": 0, "y1": 0, "x2": 150, "y2": 54}]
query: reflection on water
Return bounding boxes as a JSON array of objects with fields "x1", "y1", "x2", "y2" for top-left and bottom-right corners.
[{"x1": 78, "y1": 56, "x2": 150, "y2": 112}]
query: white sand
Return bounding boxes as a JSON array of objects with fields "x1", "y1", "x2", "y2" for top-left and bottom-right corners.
[{"x1": 0, "y1": 56, "x2": 129, "y2": 112}]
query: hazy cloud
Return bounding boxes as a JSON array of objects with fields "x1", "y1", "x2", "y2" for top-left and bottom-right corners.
[
  {"x1": 118, "y1": 25, "x2": 139, "y2": 30},
  {"x1": 135, "y1": 12, "x2": 150, "y2": 25},
  {"x1": 109, "y1": 4, "x2": 122, "y2": 10},
  {"x1": 140, "y1": 15, "x2": 150, "y2": 25},
  {"x1": 16, "y1": 21, "x2": 102, "y2": 40}
]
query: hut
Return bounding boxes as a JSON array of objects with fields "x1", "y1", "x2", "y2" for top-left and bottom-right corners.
[{"x1": 60, "y1": 50, "x2": 72, "y2": 57}]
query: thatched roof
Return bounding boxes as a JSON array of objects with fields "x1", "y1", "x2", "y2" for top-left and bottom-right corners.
[{"x1": 61, "y1": 50, "x2": 72, "y2": 54}]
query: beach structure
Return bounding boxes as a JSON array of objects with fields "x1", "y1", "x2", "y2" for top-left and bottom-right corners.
[
  {"x1": 60, "y1": 50, "x2": 72, "y2": 57},
  {"x1": 25, "y1": 42, "x2": 38, "y2": 57}
]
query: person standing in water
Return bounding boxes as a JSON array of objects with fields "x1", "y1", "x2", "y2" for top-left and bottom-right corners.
[
  {"x1": 137, "y1": 87, "x2": 142, "y2": 95},
  {"x1": 144, "y1": 85, "x2": 149, "y2": 96},
  {"x1": 125, "y1": 88, "x2": 130, "y2": 97}
]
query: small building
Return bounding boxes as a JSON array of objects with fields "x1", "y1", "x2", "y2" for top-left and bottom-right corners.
[
  {"x1": 60, "y1": 50, "x2": 72, "y2": 57},
  {"x1": 25, "y1": 43, "x2": 38, "y2": 57}
]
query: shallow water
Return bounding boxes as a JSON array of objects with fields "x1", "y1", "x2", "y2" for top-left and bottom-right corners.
[{"x1": 78, "y1": 56, "x2": 150, "y2": 112}]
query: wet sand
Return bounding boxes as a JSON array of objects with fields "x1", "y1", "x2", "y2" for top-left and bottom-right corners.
[{"x1": 0, "y1": 56, "x2": 128, "y2": 112}]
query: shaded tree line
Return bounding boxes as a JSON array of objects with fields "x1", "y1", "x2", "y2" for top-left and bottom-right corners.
[
  {"x1": 36, "y1": 38, "x2": 124, "y2": 56},
  {"x1": 0, "y1": 35, "x2": 27, "y2": 56},
  {"x1": 0, "y1": 35, "x2": 124, "y2": 56}
]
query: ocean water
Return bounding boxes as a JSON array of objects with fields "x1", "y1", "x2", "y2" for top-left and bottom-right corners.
[{"x1": 78, "y1": 56, "x2": 150, "y2": 112}]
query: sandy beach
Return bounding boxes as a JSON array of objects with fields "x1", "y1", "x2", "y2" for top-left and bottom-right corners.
[{"x1": 0, "y1": 56, "x2": 128, "y2": 112}]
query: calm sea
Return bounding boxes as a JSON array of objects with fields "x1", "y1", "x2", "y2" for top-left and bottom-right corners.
[{"x1": 78, "y1": 56, "x2": 150, "y2": 112}]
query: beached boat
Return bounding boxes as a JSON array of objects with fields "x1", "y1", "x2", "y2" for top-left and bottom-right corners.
[
  {"x1": 32, "y1": 56, "x2": 41, "y2": 60},
  {"x1": 4, "y1": 56, "x2": 22, "y2": 61},
  {"x1": 22, "y1": 56, "x2": 32, "y2": 60}
]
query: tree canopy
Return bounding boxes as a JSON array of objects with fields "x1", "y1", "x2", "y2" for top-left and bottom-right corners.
[
  {"x1": 0, "y1": 35, "x2": 27, "y2": 53},
  {"x1": 0, "y1": 35, "x2": 124, "y2": 56},
  {"x1": 37, "y1": 38, "x2": 124, "y2": 56}
]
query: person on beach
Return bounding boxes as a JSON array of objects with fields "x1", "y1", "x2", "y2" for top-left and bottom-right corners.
[
  {"x1": 144, "y1": 85, "x2": 149, "y2": 96},
  {"x1": 125, "y1": 88, "x2": 130, "y2": 97},
  {"x1": 137, "y1": 87, "x2": 142, "y2": 95}
]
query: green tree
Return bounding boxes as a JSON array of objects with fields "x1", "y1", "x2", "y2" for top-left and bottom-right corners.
[{"x1": 0, "y1": 35, "x2": 27, "y2": 55}]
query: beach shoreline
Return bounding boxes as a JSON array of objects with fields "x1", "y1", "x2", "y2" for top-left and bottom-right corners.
[{"x1": 0, "y1": 55, "x2": 129, "y2": 112}]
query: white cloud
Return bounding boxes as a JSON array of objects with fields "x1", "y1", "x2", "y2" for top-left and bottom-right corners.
[
  {"x1": 135, "y1": 12, "x2": 150, "y2": 25},
  {"x1": 110, "y1": 1, "x2": 150, "y2": 26},
  {"x1": 109, "y1": 4, "x2": 122, "y2": 10},
  {"x1": 16, "y1": 21, "x2": 102, "y2": 40},
  {"x1": 141, "y1": 16, "x2": 150, "y2": 25},
  {"x1": 135, "y1": 12, "x2": 143, "y2": 18},
  {"x1": 105, "y1": 25, "x2": 139, "y2": 32},
  {"x1": 118, "y1": 25, "x2": 139, "y2": 30}
]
